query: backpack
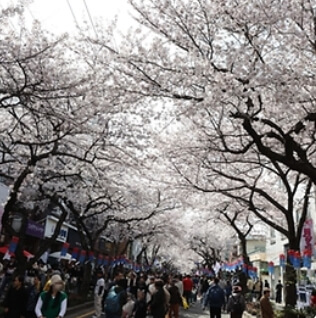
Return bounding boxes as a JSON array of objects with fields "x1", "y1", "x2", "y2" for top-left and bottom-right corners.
[
  {"x1": 231, "y1": 295, "x2": 243, "y2": 313},
  {"x1": 105, "y1": 286, "x2": 122, "y2": 314},
  {"x1": 207, "y1": 285, "x2": 223, "y2": 305}
]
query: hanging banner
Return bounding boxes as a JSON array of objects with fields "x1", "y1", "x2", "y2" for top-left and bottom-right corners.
[
  {"x1": 268, "y1": 261, "x2": 274, "y2": 275},
  {"x1": 279, "y1": 254, "x2": 286, "y2": 269},
  {"x1": 60, "y1": 243, "x2": 70, "y2": 257},
  {"x1": 300, "y1": 219, "x2": 314, "y2": 255},
  {"x1": 79, "y1": 250, "x2": 86, "y2": 264},
  {"x1": 293, "y1": 251, "x2": 301, "y2": 269},
  {"x1": 71, "y1": 247, "x2": 79, "y2": 260},
  {"x1": 97, "y1": 254, "x2": 104, "y2": 266},
  {"x1": 88, "y1": 251, "x2": 94, "y2": 262},
  {"x1": 8, "y1": 236, "x2": 19, "y2": 255},
  {"x1": 303, "y1": 250, "x2": 312, "y2": 269}
]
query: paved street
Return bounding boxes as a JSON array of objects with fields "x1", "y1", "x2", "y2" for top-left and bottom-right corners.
[
  {"x1": 65, "y1": 303, "x2": 231, "y2": 318},
  {"x1": 181, "y1": 303, "x2": 230, "y2": 318}
]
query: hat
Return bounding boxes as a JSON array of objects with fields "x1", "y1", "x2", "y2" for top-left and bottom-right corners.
[{"x1": 51, "y1": 274, "x2": 63, "y2": 285}]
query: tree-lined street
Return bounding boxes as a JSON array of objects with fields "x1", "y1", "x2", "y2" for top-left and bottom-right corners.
[{"x1": 0, "y1": 0, "x2": 315, "y2": 316}]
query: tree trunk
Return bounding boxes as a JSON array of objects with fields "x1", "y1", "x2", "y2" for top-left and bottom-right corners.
[
  {"x1": 78, "y1": 262, "x2": 92, "y2": 301},
  {"x1": 284, "y1": 263, "x2": 297, "y2": 308}
]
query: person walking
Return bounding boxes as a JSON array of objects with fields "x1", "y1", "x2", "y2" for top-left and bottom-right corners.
[
  {"x1": 264, "y1": 280, "x2": 270, "y2": 289},
  {"x1": 253, "y1": 279, "x2": 263, "y2": 300},
  {"x1": 104, "y1": 278, "x2": 127, "y2": 318},
  {"x1": 260, "y1": 288, "x2": 274, "y2": 318},
  {"x1": 168, "y1": 279, "x2": 182, "y2": 318},
  {"x1": 149, "y1": 280, "x2": 166, "y2": 318},
  {"x1": 275, "y1": 280, "x2": 283, "y2": 304},
  {"x1": 35, "y1": 274, "x2": 67, "y2": 318},
  {"x1": 182, "y1": 275, "x2": 193, "y2": 305},
  {"x1": 93, "y1": 270, "x2": 105, "y2": 318},
  {"x1": 132, "y1": 289, "x2": 147, "y2": 318},
  {"x1": 224, "y1": 280, "x2": 232, "y2": 312},
  {"x1": 3, "y1": 275, "x2": 28, "y2": 318},
  {"x1": 203, "y1": 278, "x2": 226, "y2": 318},
  {"x1": 26, "y1": 274, "x2": 41, "y2": 318},
  {"x1": 226, "y1": 286, "x2": 245, "y2": 318}
]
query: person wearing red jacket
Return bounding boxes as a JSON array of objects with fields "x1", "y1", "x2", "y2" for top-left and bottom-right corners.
[
  {"x1": 182, "y1": 275, "x2": 193, "y2": 305},
  {"x1": 310, "y1": 289, "x2": 316, "y2": 307}
]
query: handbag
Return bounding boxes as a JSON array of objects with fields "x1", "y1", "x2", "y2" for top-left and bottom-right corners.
[{"x1": 182, "y1": 296, "x2": 189, "y2": 310}]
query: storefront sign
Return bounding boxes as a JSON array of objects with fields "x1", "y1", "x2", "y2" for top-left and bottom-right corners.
[
  {"x1": 26, "y1": 220, "x2": 44, "y2": 239},
  {"x1": 300, "y1": 219, "x2": 314, "y2": 254},
  {"x1": 45, "y1": 217, "x2": 69, "y2": 243}
]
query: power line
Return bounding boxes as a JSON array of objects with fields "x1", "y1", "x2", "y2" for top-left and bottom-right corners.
[
  {"x1": 66, "y1": 0, "x2": 81, "y2": 31},
  {"x1": 82, "y1": 0, "x2": 98, "y2": 38}
]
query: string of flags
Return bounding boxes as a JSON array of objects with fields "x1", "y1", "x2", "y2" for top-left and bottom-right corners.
[
  {"x1": 221, "y1": 248, "x2": 313, "y2": 278},
  {"x1": 58, "y1": 242, "x2": 155, "y2": 271}
]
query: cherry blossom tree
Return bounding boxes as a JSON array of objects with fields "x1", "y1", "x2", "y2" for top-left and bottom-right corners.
[
  {"x1": 0, "y1": 2, "x2": 177, "y2": 276},
  {"x1": 88, "y1": 0, "x2": 316, "y2": 307}
]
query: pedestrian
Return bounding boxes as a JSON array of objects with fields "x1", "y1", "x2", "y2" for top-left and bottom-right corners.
[
  {"x1": 146, "y1": 276, "x2": 155, "y2": 304},
  {"x1": 226, "y1": 286, "x2": 245, "y2": 318},
  {"x1": 224, "y1": 280, "x2": 232, "y2": 311},
  {"x1": 203, "y1": 277, "x2": 226, "y2": 318},
  {"x1": 253, "y1": 279, "x2": 263, "y2": 300},
  {"x1": 182, "y1": 275, "x2": 193, "y2": 305},
  {"x1": 168, "y1": 279, "x2": 182, "y2": 318},
  {"x1": 93, "y1": 270, "x2": 105, "y2": 318},
  {"x1": 199, "y1": 275, "x2": 209, "y2": 302},
  {"x1": 310, "y1": 289, "x2": 316, "y2": 308},
  {"x1": 127, "y1": 272, "x2": 138, "y2": 298},
  {"x1": 260, "y1": 288, "x2": 274, "y2": 318},
  {"x1": 122, "y1": 292, "x2": 135, "y2": 318},
  {"x1": 264, "y1": 280, "x2": 270, "y2": 289},
  {"x1": 26, "y1": 274, "x2": 42, "y2": 318},
  {"x1": 3, "y1": 275, "x2": 28, "y2": 318},
  {"x1": 275, "y1": 280, "x2": 283, "y2": 304},
  {"x1": 149, "y1": 280, "x2": 166, "y2": 318},
  {"x1": 35, "y1": 274, "x2": 67, "y2": 318},
  {"x1": 104, "y1": 277, "x2": 127, "y2": 318},
  {"x1": 174, "y1": 275, "x2": 183, "y2": 299},
  {"x1": 132, "y1": 289, "x2": 147, "y2": 318}
]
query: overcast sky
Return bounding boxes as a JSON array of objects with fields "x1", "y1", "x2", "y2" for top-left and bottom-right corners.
[{"x1": 2, "y1": 0, "x2": 133, "y2": 35}]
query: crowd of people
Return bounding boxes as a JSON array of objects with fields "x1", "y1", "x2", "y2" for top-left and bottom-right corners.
[
  {"x1": 93, "y1": 271, "x2": 272, "y2": 318},
  {"x1": 1, "y1": 255, "x2": 315, "y2": 318},
  {"x1": 0, "y1": 256, "x2": 277, "y2": 318}
]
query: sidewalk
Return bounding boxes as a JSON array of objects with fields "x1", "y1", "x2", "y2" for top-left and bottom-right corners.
[{"x1": 65, "y1": 301, "x2": 94, "y2": 317}]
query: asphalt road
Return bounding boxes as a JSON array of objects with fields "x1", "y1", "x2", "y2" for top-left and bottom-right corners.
[{"x1": 65, "y1": 302, "x2": 231, "y2": 318}]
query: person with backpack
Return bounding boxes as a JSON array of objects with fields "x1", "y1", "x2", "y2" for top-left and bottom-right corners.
[
  {"x1": 226, "y1": 285, "x2": 245, "y2": 318},
  {"x1": 104, "y1": 279, "x2": 127, "y2": 318},
  {"x1": 203, "y1": 277, "x2": 226, "y2": 318}
]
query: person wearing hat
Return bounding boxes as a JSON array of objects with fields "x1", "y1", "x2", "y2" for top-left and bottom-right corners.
[
  {"x1": 226, "y1": 285, "x2": 245, "y2": 318},
  {"x1": 260, "y1": 288, "x2": 274, "y2": 318},
  {"x1": 35, "y1": 274, "x2": 67, "y2": 318}
]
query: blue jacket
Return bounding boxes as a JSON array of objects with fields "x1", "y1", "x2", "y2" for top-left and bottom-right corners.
[{"x1": 203, "y1": 284, "x2": 226, "y2": 308}]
